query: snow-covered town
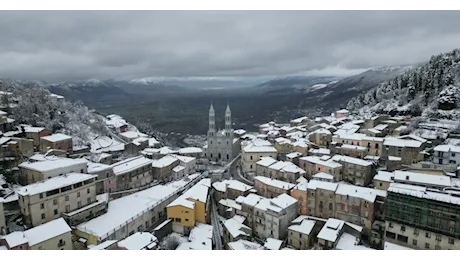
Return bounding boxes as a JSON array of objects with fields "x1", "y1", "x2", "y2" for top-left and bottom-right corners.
[{"x1": 2, "y1": 85, "x2": 460, "y2": 251}]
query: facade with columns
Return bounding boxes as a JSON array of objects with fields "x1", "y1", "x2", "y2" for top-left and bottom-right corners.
[{"x1": 205, "y1": 102, "x2": 236, "y2": 163}]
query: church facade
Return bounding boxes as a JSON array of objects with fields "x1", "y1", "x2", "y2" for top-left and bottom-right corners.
[{"x1": 204, "y1": 102, "x2": 237, "y2": 162}]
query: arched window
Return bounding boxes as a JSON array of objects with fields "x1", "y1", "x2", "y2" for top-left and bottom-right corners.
[{"x1": 227, "y1": 154, "x2": 229, "y2": 160}]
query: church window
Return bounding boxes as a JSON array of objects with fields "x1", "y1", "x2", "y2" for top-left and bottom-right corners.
[
  {"x1": 210, "y1": 153, "x2": 213, "y2": 158},
  {"x1": 227, "y1": 154, "x2": 229, "y2": 160}
]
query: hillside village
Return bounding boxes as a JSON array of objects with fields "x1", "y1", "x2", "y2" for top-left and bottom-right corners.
[{"x1": 1, "y1": 79, "x2": 460, "y2": 251}]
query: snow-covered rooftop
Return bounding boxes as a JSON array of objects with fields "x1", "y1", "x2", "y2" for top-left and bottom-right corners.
[
  {"x1": 224, "y1": 216, "x2": 250, "y2": 239},
  {"x1": 336, "y1": 233, "x2": 373, "y2": 250},
  {"x1": 384, "y1": 137, "x2": 423, "y2": 148},
  {"x1": 384, "y1": 241, "x2": 413, "y2": 250},
  {"x1": 254, "y1": 176, "x2": 295, "y2": 190},
  {"x1": 40, "y1": 133, "x2": 72, "y2": 143},
  {"x1": 243, "y1": 144, "x2": 277, "y2": 153},
  {"x1": 256, "y1": 157, "x2": 278, "y2": 167},
  {"x1": 173, "y1": 165, "x2": 185, "y2": 172},
  {"x1": 288, "y1": 219, "x2": 316, "y2": 235},
  {"x1": 212, "y1": 179, "x2": 253, "y2": 193},
  {"x1": 118, "y1": 232, "x2": 158, "y2": 250},
  {"x1": 170, "y1": 154, "x2": 196, "y2": 164},
  {"x1": 309, "y1": 148, "x2": 331, "y2": 155},
  {"x1": 237, "y1": 193, "x2": 264, "y2": 207},
  {"x1": 300, "y1": 156, "x2": 342, "y2": 168},
  {"x1": 168, "y1": 178, "x2": 210, "y2": 209},
  {"x1": 228, "y1": 240, "x2": 264, "y2": 250},
  {"x1": 317, "y1": 218, "x2": 346, "y2": 243},
  {"x1": 88, "y1": 240, "x2": 118, "y2": 250},
  {"x1": 340, "y1": 144, "x2": 368, "y2": 151},
  {"x1": 18, "y1": 173, "x2": 96, "y2": 196},
  {"x1": 307, "y1": 180, "x2": 338, "y2": 192},
  {"x1": 77, "y1": 175, "x2": 198, "y2": 240},
  {"x1": 19, "y1": 157, "x2": 87, "y2": 173},
  {"x1": 178, "y1": 147, "x2": 203, "y2": 154},
  {"x1": 331, "y1": 155, "x2": 372, "y2": 167},
  {"x1": 90, "y1": 136, "x2": 124, "y2": 153},
  {"x1": 119, "y1": 131, "x2": 147, "y2": 140},
  {"x1": 87, "y1": 162, "x2": 112, "y2": 174},
  {"x1": 313, "y1": 172, "x2": 334, "y2": 180},
  {"x1": 23, "y1": 126, "x2": 46, "y2": 133},
  {"x1": 286, "y1": 152, "x2": 303, "y2": 159},
  {"x1": 264, "y1": 238, "x2": 283, "y2": 250},
  {"x1": 434, "y1": 144, "x2": 460, "y2": 153},
  {"x1": 388, "y1": 183, "x2": 460, "y2": 205},
  {"x1": 151, "y1": 155, "x2": 179, "y2": 168},
  {"x1": 373, "y1": 171, "x2": 394, "y2": 183},
  {"x1": 336, "y1": 184, "x2": 387, "y2": 202},
  {"x1": 25, "y1": 218, "x2": 71, "y2": 246},
  {"x1": 394, "y1": 170, "x2": 451, "y2": 187},
  {"x1": 1, "y1": 231, "x2": 28, "y2": 248},
  {"x1": 112, "y1": 156, "x2": 152, "y2": 176}
]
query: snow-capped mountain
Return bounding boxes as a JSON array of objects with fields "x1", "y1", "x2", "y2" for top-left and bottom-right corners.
[{"x1": 347, "y1": 48, "x2": 460, "y2": 120}]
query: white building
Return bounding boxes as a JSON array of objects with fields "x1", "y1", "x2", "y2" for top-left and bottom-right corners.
[
  {"x1": 117, "y1": 232, "x2": 158, "y2": 250},
  {"x1": 242, "y1": 142, "x2": 278, "y2": 174},
  {"x1": 18, "y1": 158, "x2": 88, "y2": 185},
  {"x1": 433, "y1": 144, "x2": 460, "y2": 165}
]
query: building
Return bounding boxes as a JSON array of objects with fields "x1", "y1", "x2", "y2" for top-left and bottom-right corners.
[
  {"x1": 119, "y1": 131, "x2": 148, "y2": 143},
  {"x1": 170, "y1": 154, "x2": 197, "y2": 175},
  {"x1": 223, "y1": 215, "x2": 251, "y2": 245},
  {"x1": 23, "y1": 126, "x2": 51, "y2": 148},
  {"x1": 316, "y1": 218, "x2": 364, "y2": 250},
  {"x1": 87, "y1": 162, "x2": 115, "y2": 194},
  {"x1": 151, "y1": 155, "x2": 180, "y2": 182},
  {"x1": 307, "y1": 180, "x2": 338, "y2": 219},
  {"x1": 255, "y1": 157, "x2": 278, "y2": 176},
  {"x1": 178, "y1": 147, "x2": 203, "y2": 158},
  {"x1": 312, "y1": 172, "x2": 334, "y2": 182},
  {"x1": 287, "y1": 215, "x2": 323, "y2": 250},
  {"x1": 331, "y1": 155, "x2": 374, "y2": 186},
  {"x1": 18, "y1": 158, "x2": 88, "y2": 185},
  {"x1": 385, "y1": 183, "x2": 460, "y2": 250},
  {"x1": 0, "y1": 218, "x2": 72, "y2": 250},
  {"x1": 253, "y1": 194, "x2": 298, "y2": 240},
  {"x1": 176, "y1": 223, "x2": 213, "y2": 250},
  {"x1": 299, "y1": 156, "x2": 342, "y2": 181},
  {"x1": 373, "y1": 171, "x2": 394, "y2": 190},
  {"x1": 234, "y1": 194, "x2": 264, "y2": 233},
  {"x1": 254, "y1": 176, "x2": 295, "y2": 198},
  {"x1": 117, "y1": 232, "x2": 158, "y2": 250},
  {"x1": 227, "y1": 239, "x2": 264, "y2": 250},
  {"x1": 264, "y1": 238, "x2": 283, "y2": 250},
  {"x1": 266, "y1": 161, "x2": 306, "y2": 183},
  {"x1": 274, "y1": 137, "x2": 294, "y2": 155},
  {"x1": 335, "y1": 109, "x2": 350, "y2": 119},
  {"x1": 17, "y1": 173, "x2": 99, "y2": 227},
  {"x1": 205, "y1": 103, "x2": 236, "y2": 162},
  {"x1": 39, "y1": 133, "x2": 73, "y2": 153},
  {"x1": 383, "y1": 136, "x2": 426, "y2": 165},
  {"x1": 308, "y1": 128, "x2": 332, "y2": 147},
  {"x1": 290, "y1": 180, "x2": 308, "y2": 215},
  {"x1": 75, "y1": 175, "x2": 201, "y2": 245},
  {"x1": 242, "y1": 143, "x2": 278, "y2": 174},
  {"x1": 112, "y1": 156, "x2": 153, "y2": 191},
  {"x1": 286, "y1": 152, "x2": 303, "y2": 165},
  {"x1": 433, "y1": 145, "x2": 460, "y2": 165},
  {"x1": 212, "y1": 179, "x2": 253, "y2": 202},
  {"x1": 167, "y1": 178, "x2": 211, "y2": 234}
]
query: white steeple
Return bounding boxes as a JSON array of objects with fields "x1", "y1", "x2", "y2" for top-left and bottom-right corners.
[
  {"x1": 225, "y1": 101, "x2": 231, "y2": 135},
  {"x1": 208, "y1": 101, "x2": 215, "y2": 136}
]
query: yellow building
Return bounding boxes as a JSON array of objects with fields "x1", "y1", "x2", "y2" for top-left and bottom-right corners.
[{"x1": 167, "y1": 178, "x2": 211, "y2": 234}]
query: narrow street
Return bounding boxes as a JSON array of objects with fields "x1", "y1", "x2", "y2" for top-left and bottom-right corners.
[{"x1": 210, "y1": 193, "x2": 223, "y2": 250}]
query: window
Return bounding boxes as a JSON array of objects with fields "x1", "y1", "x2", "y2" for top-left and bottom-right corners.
[
  {"x1": 40, "y1": 203, "x2": 44, "y2": 209},
  {"x1": 39, "y1": 193, "x2": 43, "y2": 199},
  {"x1": 53, "y1": 199, "x2": 57, "y2": 205},
  {"x1": 78, "y1": 201, "x2": 81, "y2": 208},
  {"x1": 87, "y1": 188, "x2": 90, "y2": 194},
  {"x1": 185, "y1": 219, "x2": 189, "y2": 222},
  {"x1": 65, "y1": 205, "x2": 70, "y2": 212},
  {"x1": 401, "y1": 226, "x2": 405, "y2": 232},
  {"x1": 412, "y1": 239, "x2": 417, "y2": 246},
  {"x1": 436, "y1": 235, "x2": 442, "y2": 241},
  {"x1": 41, "y1": 213, "x2": 45, "y2": 219},
  {"x1": 77, "y1": 192, "x2": 80, "y2": 198},
  {"x1": 87, "y1": 198, "x2": 91, "y2": 204},
  {"x1": 54, "y1": 209, "x2": 58, "y2": 215},
  {"x1": 389, "y1": 222, "x2": 394, "y2": 228},
  {"x1": 414, "y1": 229, "x2": 419, "y2": 235},
  {"x1": 379, "y1": 183, "x2": 382, "y2": 187},
  {"x1": 299, "y1": 234, "x2": 302, "y2": 238},
  {"x1": 425, "y1": 243, "x2": 430, "y2": 249},
  {"x1": 250, "y1": 156, "x2": 253, "y2": 160},
  {"x1": 449, "y1": 238, "x2": 454, "y2": 245},
  {"x1": 426, "y1": 232, "x2": 431, "y2": 238},
  {"x1": 175, "y1": 218, "x2": 181, "y2": 223},
  {"x1": 435, "y1": 245, "x2": 441, "y2": 250},
  {"x1": 65, "y1": 196, "x2": 69, "y2": 201}
]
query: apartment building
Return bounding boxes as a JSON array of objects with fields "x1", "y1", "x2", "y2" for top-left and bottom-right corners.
[
  {"x1": 333, "y1": 133, "x2": 384, "y2": 157},
  {"x1": 112, "y1": 156, "x2": 153, "y2": 191},
  {"x1": 385, "y1": 183, "x2": 460, "y2": 250},
  {"x1": 331, "y1": 155, "x2": 374, "y2": 186},
  {"x1": 39, "y1": 133, "x2": 73, "y2": 153},
  {"x1": 241, "y1": 143, "x2": 278, "y2": 173},
  {"x1": 373, "y1": 171, "x2": 394, "y2": 190},
  {"x1": 287, "y1": 215, "x2": 324, "y2": 250},
  {"x1": 223, "y1": 215, "x2": 252, "y2": 245},
  {"x1": 433, "y1": 144, "x2": 460, "y2": 165},
  {"x1": 307, "y1": 180, "x2": 338, "y2": 219},
  {"x1": 255, "y1": 157, "x2": 278, "y2": 176},
  {"x1": 151, "y1": 155, "x2": 180, "y2": 181},
  {"x1": 75, "y1": 175, "x2": 201, "y2": 245},
  {"x1": 317, "y1": 218, "x2": 365, "y2": 250},
  {"x1": 17, "y1": 173, "x2": 99, "y2": 227},
  {"x1": 170, "y1": 154, "x2": 197, "y2": 175},
  {"x1": 87, "y1": 162, "x2": 115, "y2": 194},
  {"x1": 18, "y1": 158, "x2": 88, "y2": 185},
  {"x1": 308, "y1": 128, "x2": 332, "y2": 147},
  {"x1": 383, "y1": 136, "x2": 426, "y2": 165},
  {"x1": 290, "y1": 181, "x2": 308, "y2": 215},
  {"x1": 299, "y1": 156, "x2": 342, "y2": 181},
  {"x1": 0, "y1": 218, "x2": 72, "y2": 250},
  {"x1": 254, "y1": 176, "x2": 296, "y2": 198},
  {"x1": 167, "y1": 178, "x2": 211, "y2": 234},
  {"x1": 23, "y1": 126, "x2": 51, "y2": 148},
  {"x1": 234, "y1": 194, "x2": 264, "y2": 233},
  {"x1": 253, "y1": 194, "x2": 298, "y2": 240}
]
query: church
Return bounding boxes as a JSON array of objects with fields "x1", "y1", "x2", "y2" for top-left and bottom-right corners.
[{"x1": 204, "y1": 102, "x2": 240, "y2": 162}]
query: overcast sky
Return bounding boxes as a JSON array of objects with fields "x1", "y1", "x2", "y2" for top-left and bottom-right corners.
[{"x1": 1, "y1": 11, "x2": 460, "y2": 82}]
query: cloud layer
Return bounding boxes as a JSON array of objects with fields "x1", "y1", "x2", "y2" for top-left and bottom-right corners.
[{"x1": 0, "y1": 11, "x2": 460, "y2": 81}]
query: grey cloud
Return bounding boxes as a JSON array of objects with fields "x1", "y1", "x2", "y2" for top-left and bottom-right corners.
[{"x1": 0, "y1": 11, "x2": 459, "y2": 81}]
